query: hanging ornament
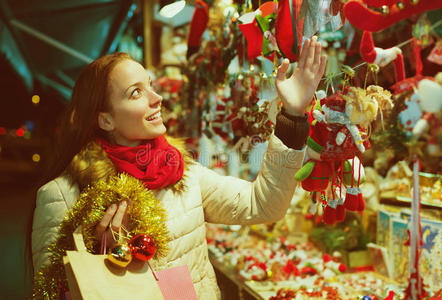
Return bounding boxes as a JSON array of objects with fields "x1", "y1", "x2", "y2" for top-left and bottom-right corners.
[
  {"x1": 128, "y1": 234, "x2": 157, "y2": 261},
  {"x1": 108, "y1": 243, "x2": 133, "y2": 268},
  {"x1": 295, "y1": 84, "x2": 393, "y2": 224}
]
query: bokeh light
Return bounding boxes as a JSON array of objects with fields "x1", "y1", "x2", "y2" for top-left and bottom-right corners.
[
  {"x1": 32, "y1": 95, "x2": 40, "y2": 104},
  {"x1": 32, "y1": 154, "x2": 40, "y2": 162},
  {"x1": 16, "y1": 128, "x2": 25, "y2": 137}
]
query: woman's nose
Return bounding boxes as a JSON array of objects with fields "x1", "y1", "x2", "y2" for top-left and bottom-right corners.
[{"x1": 149, "y1": 90, "x2": 162, "y2": 107}]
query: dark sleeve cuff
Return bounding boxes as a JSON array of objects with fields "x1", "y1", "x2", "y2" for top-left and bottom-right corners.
[{"x1": 274, "y1": 108, "x2": 310, "y2": 150}]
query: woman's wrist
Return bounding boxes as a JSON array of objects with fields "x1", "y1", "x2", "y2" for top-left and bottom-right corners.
[
  {"x1": 281, "y1": 107, "x2": 307, "y2": 120},
  {"x1": 282, "y1": 106, "x2": 305, "y2": 117}
]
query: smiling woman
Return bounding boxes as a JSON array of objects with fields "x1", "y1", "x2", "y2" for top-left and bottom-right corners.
[
  {"x1": 30, "y1": 37, "x2": 326, "y2": 299},
  {"x1": 97, "y1": 59, "x2": 166, "y2": 146}
]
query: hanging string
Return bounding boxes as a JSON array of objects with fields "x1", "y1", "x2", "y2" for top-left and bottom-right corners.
[
  {"x1": 351, "y1": 157, "x2": 355, "y2": 188},
  {"x1": 340, "y1": 160, "x2": 343, "y2": 200},
  {"x1": 100, "y1": 231, "x2": 107, "y2": 255},
  {"x1": 357, "y1": 152, "x2": 362, "y2": 187},
  {"x1": 330, "y1": 162, "x2": 335, "y2": 203}
]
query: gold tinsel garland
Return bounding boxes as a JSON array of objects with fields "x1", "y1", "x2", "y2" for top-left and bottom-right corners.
[{"x1": 32, "y1": 174, "x2": 170, "y2": 299}]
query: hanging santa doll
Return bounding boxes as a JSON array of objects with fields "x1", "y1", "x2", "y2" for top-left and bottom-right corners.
[{"x1": 295, "y1": 85, "x2": 392, "y2": 225}]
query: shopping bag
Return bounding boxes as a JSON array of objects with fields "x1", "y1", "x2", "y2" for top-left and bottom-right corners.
[
  {"x1": 63, "y1": 227, "x2": 165, "y2": 300},
  {"x1": 156, "y1": 265, "x2": 198, "y2": 300}
]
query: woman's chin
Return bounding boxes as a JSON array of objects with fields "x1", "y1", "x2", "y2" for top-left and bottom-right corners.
[{"x1": 148, "y1": 124, "x2": 167, "y2": 138}]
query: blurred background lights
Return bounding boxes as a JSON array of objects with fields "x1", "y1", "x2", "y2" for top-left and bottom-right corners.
[
  {"x1": 0, "y1": 127, "x2": 6, "y2": 135},
  {"x1": 16, "y1": 128, "x2": 25, "y2": 137},
  {"x1": 32, "y1": 154, "x2": 40, "y2": 162},
  {"x1": 32, "y1": 95, "x2": 40, "y2": 104},
  {"x1": 25, "y1": 120, "x2": 35, "y2": 132}
]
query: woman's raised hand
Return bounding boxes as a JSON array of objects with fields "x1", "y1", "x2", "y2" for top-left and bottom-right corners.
[
  {"x1": 95, "y1": 201, "x2": 128, "y2": 249},
  {"x1": 275, "y1": 36, "x2": 327, "y2": 116}
]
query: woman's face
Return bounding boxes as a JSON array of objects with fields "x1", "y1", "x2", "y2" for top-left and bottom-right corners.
[{"x1": 99, "y1": 59, "x2": 166, "y2": 146}]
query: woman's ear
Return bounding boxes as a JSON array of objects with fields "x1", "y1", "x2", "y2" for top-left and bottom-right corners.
[{"x1": 98, "y1": 112, "x2": 114, "y2": 132}]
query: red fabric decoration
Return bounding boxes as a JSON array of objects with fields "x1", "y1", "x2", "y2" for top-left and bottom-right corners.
[
  {"x1": 301, "y1": 160, "x2": 332, "y2": 192},
  {"x1": 336, "y1": 202, "x2": 346, "y2": 222},
  {"x1": 360, "y1": 31, "x2": 377, "y2": 63},
  {"x1": 412, "y1": 38, "x2": 423, "y2": 76},
  {"x1": 357, "y1": 193, "x2": 365, "y2": 211},
  {"x1": 344, "y1": 0, "x2": 442, "y2": 32},
  {"x1": 323, "y1": 204, "x2": 337, "y2": 225},
  {"x1": 393, "y1": 53, "x2": 405, "y2": 82},
  {"x1": 275, "y1": 0, "x2": 304, "y2": 62},
  {"x1": 98, "y1": 136, "x2": 184, "y2": 190},
  {"x1": 239, "y1": 19, "x2": 264, "y2": 60},
  {"x1": 344, "y1": 189, "x2": 360, "y2": 211},
  {"x1": 187, "y1": 0, "x2": 209, "y2": 58}
]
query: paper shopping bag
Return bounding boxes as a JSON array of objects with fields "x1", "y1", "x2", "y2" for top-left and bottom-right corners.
[{"x1": 63, "y1": 227, "x2": 165, "y2": 300}]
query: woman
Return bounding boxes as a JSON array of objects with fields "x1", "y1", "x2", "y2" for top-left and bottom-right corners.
[{"x1": 32, "y1": 37, "x2": 326, "y2": 299}]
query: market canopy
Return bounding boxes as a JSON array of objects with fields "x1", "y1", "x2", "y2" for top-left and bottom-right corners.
[{"x1": 0, "y1": 0, "x2": 137, "y2": 100}]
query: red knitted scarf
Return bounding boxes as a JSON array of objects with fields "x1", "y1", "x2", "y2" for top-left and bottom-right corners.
[{"x1": 98, "y1": 136, "x2": 184, "y2": 190}]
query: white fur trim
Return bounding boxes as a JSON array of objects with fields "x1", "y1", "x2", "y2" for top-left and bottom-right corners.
[
  {"x1": 336, "y1": 131, "x2": 346, "y2": 145},
  {"x1": 374, "y1": 47, "x2": 402, "y2": 67}
]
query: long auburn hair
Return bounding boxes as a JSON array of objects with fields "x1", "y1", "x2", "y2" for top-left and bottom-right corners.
[
  {"x1": 26, "y1": 52, "x2": 134, "y2": 281},
  {"x1": 45, "y1": 52, "x2": 134, "y2": 184}
]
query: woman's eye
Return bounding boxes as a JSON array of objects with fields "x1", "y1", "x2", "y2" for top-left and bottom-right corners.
[{"x1": 131, "y1": 88, "x2": 142, "y2": 98}]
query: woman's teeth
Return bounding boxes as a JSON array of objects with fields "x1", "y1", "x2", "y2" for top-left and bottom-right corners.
[{"x1": 147, "y1": 111, "x2": 161, "y2": 121}]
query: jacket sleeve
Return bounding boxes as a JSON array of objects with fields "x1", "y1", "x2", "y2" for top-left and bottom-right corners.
[
  {"x1": 32, "y1": 180, "x2": 69, "y2": 273},
  {"x1": 198, "y1": 133, "x2": 305, "y2": 225}
]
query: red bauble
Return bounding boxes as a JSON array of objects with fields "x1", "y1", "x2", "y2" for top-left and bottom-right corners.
[{"x1": 128, "y1": 234, "x2": 156, "y2": 261}]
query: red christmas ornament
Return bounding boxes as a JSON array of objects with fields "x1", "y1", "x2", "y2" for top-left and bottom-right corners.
[{"x1": 128, "y1": 234, "x2": 156, "y2": 261}]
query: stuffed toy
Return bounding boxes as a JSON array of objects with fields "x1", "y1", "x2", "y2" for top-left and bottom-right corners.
[{"x1": 295, "y1": 85, "x2": 393, "y2": 225}]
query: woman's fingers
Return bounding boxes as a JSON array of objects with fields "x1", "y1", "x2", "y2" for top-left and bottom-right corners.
[
  {"x1": 305, "y1": 36, "x2": 317, "y2": 69},
  {"x1": 276, "y1": 58, "x2": 290, "y2": 81},
  {"x1": 297, "y1": 38, "x2": 310, "y2": 69},
  {"x1": 312, "y1": 39, "x2": 322, "y2": 69},
  {"x1": 96, "y1": 204, "x2": 117, "y2": 238},
  {"x1": 111, "y1": 201, "x2": 127, "y2": 233}
]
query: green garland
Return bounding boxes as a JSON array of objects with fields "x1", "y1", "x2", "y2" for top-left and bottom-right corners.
[{"x1": 32, "y1": 174, "x2": 170, "y2": 299}]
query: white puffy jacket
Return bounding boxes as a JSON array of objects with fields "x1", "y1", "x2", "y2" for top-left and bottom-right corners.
[{"x1": 32, "y1": 134, "x2": 304, "y2": 299}]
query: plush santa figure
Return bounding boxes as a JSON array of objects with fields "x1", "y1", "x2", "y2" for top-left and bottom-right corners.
[{"x1": 296, "y1": 84, "x2": 392, "y2": 224}]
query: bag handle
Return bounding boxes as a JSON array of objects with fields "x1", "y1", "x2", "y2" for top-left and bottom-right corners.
[{"x1": 72, "y1": 226, "x2": 88, "y2": 252}]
